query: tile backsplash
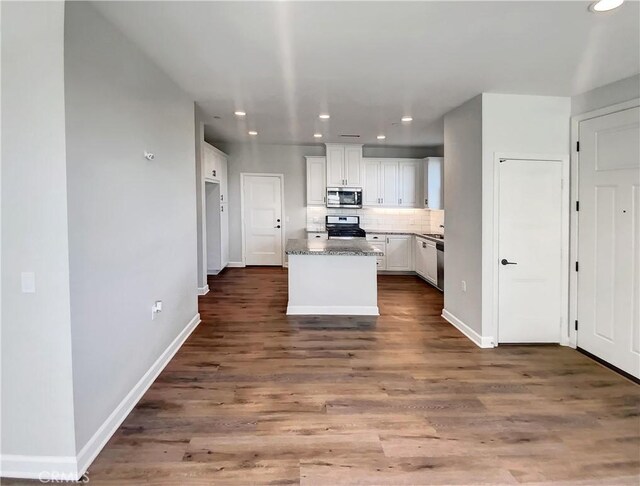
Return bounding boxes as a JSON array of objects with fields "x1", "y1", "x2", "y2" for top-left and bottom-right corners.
[{"x1": 307, "y1": 206, "x2": 445, "y2": 234}]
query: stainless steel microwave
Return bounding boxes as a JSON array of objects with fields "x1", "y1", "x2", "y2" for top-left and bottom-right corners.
[{"x1": 326, "y1": 187, "x2": 363, "y2": 208}]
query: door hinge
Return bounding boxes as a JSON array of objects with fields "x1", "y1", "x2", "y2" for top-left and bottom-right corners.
[
  {"x1": 576, "y1": 201, "x2": 580, "y2": 211},
  {"x1": 574, "y1": 320, "x2": 578, "y2": 331},
  {"x1": 575, "y1": 261, "x2": 579, "y2": 272},
  {"x1": 576, "y1": 141, "x2": 580, "y2": 152}
]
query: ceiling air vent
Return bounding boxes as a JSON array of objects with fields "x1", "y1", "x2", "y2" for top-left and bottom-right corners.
[{"x1": 340, "y1": 134, "x2": 361, "y2": 138}]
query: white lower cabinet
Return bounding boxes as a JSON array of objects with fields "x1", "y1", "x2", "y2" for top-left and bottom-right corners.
[
  {"x1": 385, "y1": 235, "x2": 413, "y2": 271},
  {"x1": 415, "y1": 238, "x2": 427, "y2": 277},
  {"x1": 415, "y1": 237, "x2": 437, "y2": 284},
  {"x1": 424, "y1": 240, "x2": 438, "y2": 284}
]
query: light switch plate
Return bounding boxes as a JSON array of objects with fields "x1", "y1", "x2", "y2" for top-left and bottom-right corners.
[{"x1": 21, "y1": 272, "x2": 36, "y2": 293}]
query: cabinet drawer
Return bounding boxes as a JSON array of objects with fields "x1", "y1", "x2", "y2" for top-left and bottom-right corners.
[
  {"x1": 307, "y1": 232, "x2": 328, "y2": 240},
  {"x1": 366, "y1": 233, "x2": 385, "y2": 242}
]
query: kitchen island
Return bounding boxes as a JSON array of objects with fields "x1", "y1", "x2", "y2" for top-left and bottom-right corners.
[{"x1": 285, "y1": 239, "x2": 383, "y2": 316}]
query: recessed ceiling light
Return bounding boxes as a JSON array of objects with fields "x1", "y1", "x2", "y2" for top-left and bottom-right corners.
[
  {"x1": 590, "y1": 0, "x2": 624, "y2": 11},
  {"x1": 377, "y1": 135, "x2": 386, "y2": 140},
  {"x1": 401, "y1": 116, "x2": 413, "y2": 122},
  {"x1": 313, "y1": 133, "x2": 323, "y2": 138},
  {"x1": 248, "y1": 130, "x2": 258, "y2": 136},
  {"x1": 319, "y1": 114, "x2": 330, "y2": 119},
  {"x1": 234, "y1": 111, "x2": 246, "y2": 116}
]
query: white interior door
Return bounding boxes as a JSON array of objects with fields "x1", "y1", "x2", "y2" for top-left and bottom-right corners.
[
  {"x1": 498, "y1": 159, "x2": 563, "y2": 343},
  {"x1": 577, "y1": 106, "x2": 640, "y2": 378},
  {"x1": 243, "y1": 175, "x2": 283, "y2": 266}
]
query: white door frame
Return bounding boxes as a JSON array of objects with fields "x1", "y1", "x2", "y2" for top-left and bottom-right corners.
[
  {"x1": 569, "y1": 98, "x2": 640, "y2": 349},
  {"x1": 491, "y1": 152, "x2": 570, "y2": 346},
  {"x1": 240, "y1": 173, "x2": 286, "y2": 267}
]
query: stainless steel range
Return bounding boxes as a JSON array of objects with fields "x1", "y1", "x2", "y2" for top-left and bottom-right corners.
[{"x1": 325, "y1": 215, "x2": 366, "y2": 239}]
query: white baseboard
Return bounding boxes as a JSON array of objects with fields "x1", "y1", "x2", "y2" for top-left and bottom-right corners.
[
  {"x1": 207, "y1": 269, "x2": 221, "y2": 276},
  {"x1": 0, "y1": 454, "x2": 78, "y2": 481},
  {"x1": 286, "y1": 305, "x2": 379, "y2": 316},
  {"x1": 227, "y1": 261, "x2": 245, "y2": 268},
  {"x1": 197, "y1": 285, "x2": 210, "y2": 295},
  {"x1": 75, "y1": 313, "x2": 201, "y2": 478},
  {"x1": 442, "y1": 308, "x2": 494, "y2": 348},
  {"x1": 2, "y1": 314, "x2": 201, "y2": 480}
]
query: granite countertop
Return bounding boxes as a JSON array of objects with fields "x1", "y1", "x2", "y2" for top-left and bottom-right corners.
[
  {"x1": 286, "y1": 239, "x2": 384, "y2": 256},
  {"x1": 305, "y1": 228, "x2": 445, "y2": 245}
]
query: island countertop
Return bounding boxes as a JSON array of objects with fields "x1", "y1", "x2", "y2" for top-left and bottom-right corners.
[{"x1": 285, "y1": 238, "x2": 384, "y2": 256}]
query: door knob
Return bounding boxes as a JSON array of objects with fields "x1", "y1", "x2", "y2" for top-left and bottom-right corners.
[
  {"x1": 275, "y1": 225, "x2": 281, "y2": 229},
  {"x1": 501, "y1": 259, "x2": 517, "y2": 265}
]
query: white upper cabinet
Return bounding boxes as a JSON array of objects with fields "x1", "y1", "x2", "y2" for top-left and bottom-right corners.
[
  {"x1": 306, "y1": 156, "x2": 326, "y2": 206},
  {"x1": 203, "y1": 144, "x2": 222, "y2": 182},
  {"x1": 362, "y1": 159, "x2": 381, "y2": 206},
  {"x1": 424, "y1": 156, "x2": 444, "y2": 209},
  {"x1": 361, "y1": 158, "x2": 421, "y2": 208},
  {"x1": 381, "y1": 161, "x2": 399, "y2": 206},
  {"x1": 344, "y1": 145, "x2": 362, "y2": 186},
  {"x1": 326, "y1": 145, "x2": 345, "y2": 186},
  {"x1": 398, "y1": 160, "x2": 421, "y2": 207},
  {"x1": 326, "y1": 144, "x2": 362, "y2": 186}
]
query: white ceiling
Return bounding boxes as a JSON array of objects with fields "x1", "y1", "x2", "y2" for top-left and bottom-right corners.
[{"x1": 92, "y1": 1, "x2": 639, "y2": 146}]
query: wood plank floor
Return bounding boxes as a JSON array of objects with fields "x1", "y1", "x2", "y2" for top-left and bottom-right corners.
[{"x1": 7, "y1": 267, "x2": 640, "y2": 485}]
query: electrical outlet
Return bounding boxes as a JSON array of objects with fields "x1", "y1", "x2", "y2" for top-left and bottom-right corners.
[
  {"x1": 151, "y1": 300, "x2": 163, "y2": 320},
  {"x1": 461, "y1": 280, "x2": 467, "y2": 292}
]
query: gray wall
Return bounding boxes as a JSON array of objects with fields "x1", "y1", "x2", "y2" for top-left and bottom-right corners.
[
  {"x1": 363, "y1": 145, "x2": 443, "y2": 158},
  {"x1": 481, "y1": 94, "x2": 570, "y2": 339},
  {"x1": 443, "y1": 95, "x2": 484, "y2": 335},
  {"x1": 571, "y1": 74, "x2": 640, "y2": 115},
  {"x1": 64, "y1": 2, "x2": 198, "y2": 450},
  {"x1": 1, "y1": 0, "x2": 77, "y2": 459},
  {"x1": 215, "y1": 143, "x2": 325, "y2": 262}
]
